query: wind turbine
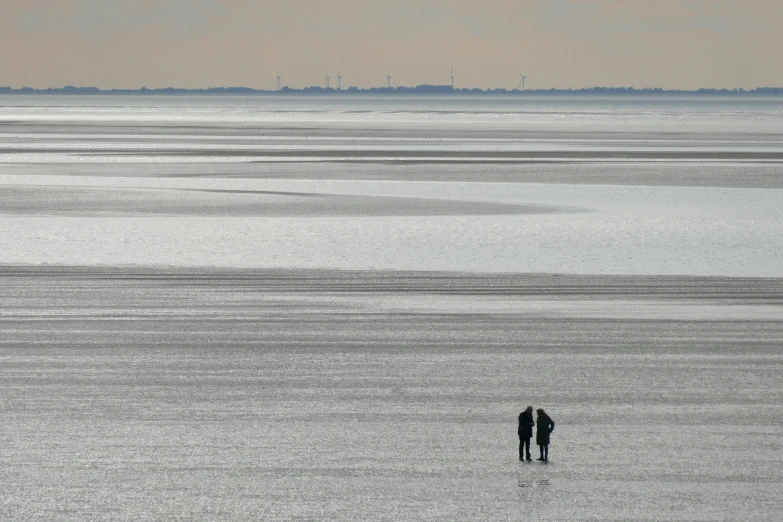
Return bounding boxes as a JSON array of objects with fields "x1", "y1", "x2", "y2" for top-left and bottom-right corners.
[
  {"x1": 326, "y1": 74, "x2": 331, "y2": 89},
  {"x1": 517, "y1": 70, "x2": 530, "y2": 91},
  {"x1": 386, "y1": 73, "x2": 392, "y2": 89},
  {"x1": 337, "y1": 74, "x2": 343, "y2": 90},
  {"x1": 276, "y1": 74, "x2": 281, "y2": 91},
  {"x1": 450, "y1": 65, "x2": 455, "y2": 89}
]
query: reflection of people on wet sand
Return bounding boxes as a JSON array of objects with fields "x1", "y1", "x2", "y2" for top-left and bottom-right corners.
[
  {"x1": 518, "y1": 406, "x2": 535, "y2": 462},
  {"x1": 536, "y1": 408, "x2": 555, "y2": 462}
]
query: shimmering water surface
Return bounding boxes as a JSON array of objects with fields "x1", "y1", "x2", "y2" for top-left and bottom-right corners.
[
  {"x1": 1, "y1": 95, "x2": 782, "y2": 276},
  {"x1": 1, "y1": 95, "x2": 782, "y2": 520}
]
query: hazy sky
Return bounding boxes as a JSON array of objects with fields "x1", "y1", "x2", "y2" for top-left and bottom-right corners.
[{"x1": 2, "y1": 0, "x2": 781, "y2": 90}]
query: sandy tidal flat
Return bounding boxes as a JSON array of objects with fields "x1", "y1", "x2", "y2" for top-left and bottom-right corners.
[
  {"x1": 1, "y1": 94, "x2": 782, "y2": 520},
  {"x1": 1, "y1": 267, "x2": 782, "y2": 521}
]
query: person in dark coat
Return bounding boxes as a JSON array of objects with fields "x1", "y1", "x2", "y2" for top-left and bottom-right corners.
[
  {"x1": 517, "y1": 406, "x2": 535, "y2": 461},
  {"x1": 535, "y1": 408, "x2": 555, "y2": 462}
]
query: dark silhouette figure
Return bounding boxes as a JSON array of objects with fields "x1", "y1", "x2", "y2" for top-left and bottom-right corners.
[
  {"x1": 518, "y1": 406, "x2": 535, "y2": 461},
  {"x1": 536, "y1": 409, "x2": 555, "y2": 462}
]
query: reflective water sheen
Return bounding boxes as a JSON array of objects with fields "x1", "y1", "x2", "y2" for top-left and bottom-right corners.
[{"x1": 1, "y1": 95, "x2": 782, "y2": 521}]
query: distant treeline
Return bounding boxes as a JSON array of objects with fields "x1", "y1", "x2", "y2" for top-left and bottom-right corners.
[{"x1": 1, "y1": 85, "x2": 782, "y2": 95}]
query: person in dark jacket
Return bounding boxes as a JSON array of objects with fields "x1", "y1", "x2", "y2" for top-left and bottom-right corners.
[
  {"x1": 517, "y1": 406, "x2": 535, "y2": 461},
  {"x1": 535, "y1": 408, "x2": 555, "y2": 462}
]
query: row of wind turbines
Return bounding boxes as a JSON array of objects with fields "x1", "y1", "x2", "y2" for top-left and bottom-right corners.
[{"x1": 274, "y1": 68, "x2": 531, "y2": 91}]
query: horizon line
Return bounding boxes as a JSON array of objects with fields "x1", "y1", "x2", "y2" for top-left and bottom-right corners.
[{"x1": 2, "y1": 85, "x2": 782, "y2": 96}]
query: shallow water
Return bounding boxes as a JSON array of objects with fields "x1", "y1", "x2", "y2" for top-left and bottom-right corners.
[
  {"x1": 1, "y1": 95, "x2": 782, "y2": 520},
  {"x1": 1, "y1": 178, "x2": 781, "y2": 276},
  {"x1": 2, "y1": 94, "x2": 782, "y2": 277}
]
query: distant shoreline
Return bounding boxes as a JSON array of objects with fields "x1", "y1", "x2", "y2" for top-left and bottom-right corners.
[{"x1": 2, "y1": 86, "x2": 782, "y2": 96}]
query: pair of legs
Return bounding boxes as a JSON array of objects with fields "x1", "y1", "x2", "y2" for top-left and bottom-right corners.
[
  {"x1": 538, "y1": 444, "x2": 549, "y2": 461},
  {"x1": 519, "y1": 437, "x2": 532, "y2": 461}
]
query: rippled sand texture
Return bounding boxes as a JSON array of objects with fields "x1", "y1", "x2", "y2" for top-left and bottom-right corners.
[{"x1": 1, "y1": 268, "x2": 782, "y2": 521}]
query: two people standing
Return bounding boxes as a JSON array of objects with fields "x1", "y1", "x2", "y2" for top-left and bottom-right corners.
[{"x1": 518, "y1": 406, "x2": 555, "y2": 462}]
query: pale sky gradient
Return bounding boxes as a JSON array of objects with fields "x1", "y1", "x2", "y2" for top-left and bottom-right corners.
[{"x1": 2, "y1": 0, "x2": 781, "y2": 90}]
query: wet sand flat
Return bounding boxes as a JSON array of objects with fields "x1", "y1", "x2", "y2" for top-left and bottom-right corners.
[
  {"x1": 2, "y1": 94, "x2": 782, "y2": 520},
  {"x1": 1, "y1": 267, "x2": 782, "y2": 521},
  {"x1": 6, "y1": 161, "x2": 783, "y2": 189},
  {"x1": 0, "y1": 184, "x2": 556, "y2": 217},
  {"x1": 5, "y1": 146, "x2": 783, "y2": 162}
]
